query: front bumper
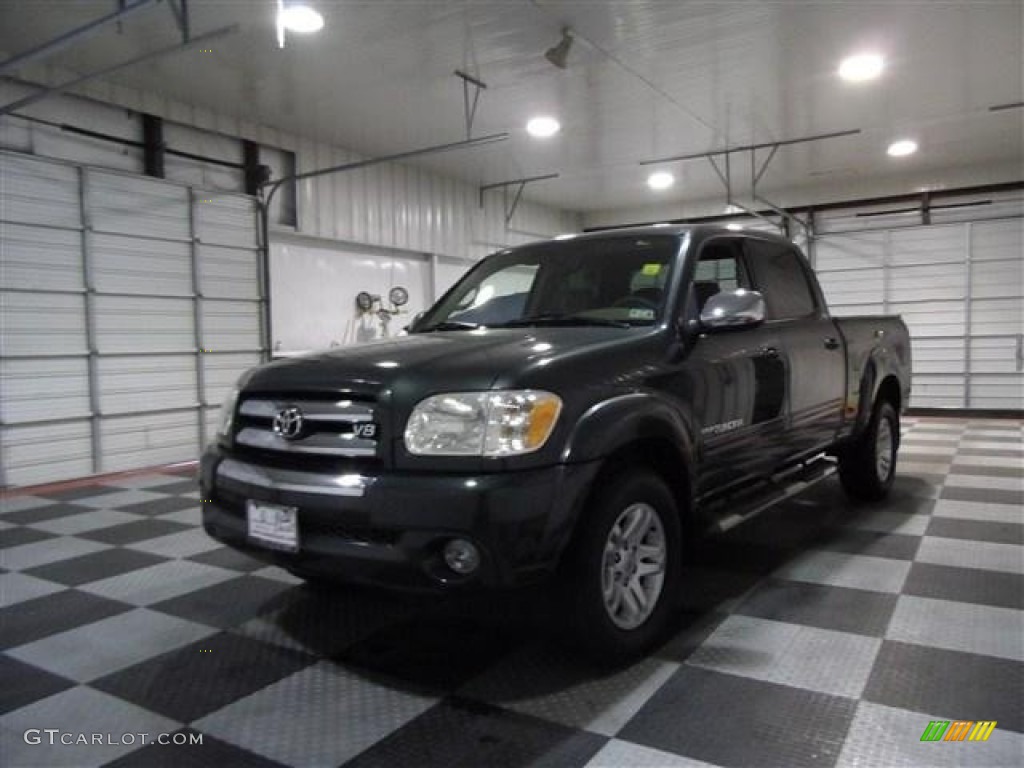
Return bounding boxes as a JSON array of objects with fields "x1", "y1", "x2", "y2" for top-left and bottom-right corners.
[{"x1": 200, "y1": 445, "x2": 599, "y2": 590}]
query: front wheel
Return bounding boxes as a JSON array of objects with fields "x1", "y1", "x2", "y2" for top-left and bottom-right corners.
[
  {"x1": 838, "y1": 399, "x2": 899, "y2": 501},
  {"x1": 563, "y1": 470, "x2": 682, "y2": 662}
]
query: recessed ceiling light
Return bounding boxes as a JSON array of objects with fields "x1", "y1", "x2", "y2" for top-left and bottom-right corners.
[
  {"x1": 279, "y1": 4, "x2": 325, "y2": 34},
  {"x1": 839, "y1": 53, "x2": 884, "y2": 82},
  {"x1": 887, "y1": 139, "x2": 918, "y2": 157},
  {"x1": 526, "y1": 116, "x2": 561, "y2": 138},
  {"x1": 647, "y1": 171, "x2": 674, "y2": 190}
]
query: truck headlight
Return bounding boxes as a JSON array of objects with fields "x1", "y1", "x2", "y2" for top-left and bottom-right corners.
[
  {"x1": 405, "y1": 390, "x2": 562, "y2": 457},
  {"x1": 216, "y1": 387, "x2": 240, "y2": 443}
]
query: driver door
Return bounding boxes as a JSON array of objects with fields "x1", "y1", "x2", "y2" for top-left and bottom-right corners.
[{"x1": 675, "y1": 236, "x2": 787, "y2": 496}]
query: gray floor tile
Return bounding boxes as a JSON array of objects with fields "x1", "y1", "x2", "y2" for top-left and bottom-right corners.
[
  {"x1": 0, "y1": 496, "x2": 60, "y2": 515},
  {"x1": 932, "y1": 498, "x2": 1022, "y2": 524},
  {"x1": 886, "y1": 595, "x2": 1024, "y2": 662},
  {"x1": 837, "y1": 701, "x2": 1024, "y2": 768},
  {"x1": 0, "y1": 686, "x2": 180, "y2": 768},
  {"x1": 915, "y1": 537, "x2": 1024, "y2": 575},
  {"x1": 687, "y1": 614, "x2": 882, "y2": 698},
  {"x1": 125, "y1": 528, "x2": 223, "y2": 558},
  {"x1": 952, "y1": 454, "x2": 1024, "y2": 470},
  {"x1": 74, "y1": 489, "x2": 171, "y2": 509},
  {"x1": 79, "y1": 560, "x2": 238, "y2": 606},
  {"x1": 7, "y1": 608, "x2": 218, "y2": 682},
  {"x1": 945, "y1": 474, "x2": 1024, "y2": 492},
  {"x1": 1, "y1": 536, "x2": 111, "y2": 571},
  {"x1": 156, "y1": 506, "x2": 201, "y2": 526},
  {"x1": 773, "y1": 549, "x2": 911, "y2": 593},
  {"x1": 460, "y1": 643, "x2": 679, "y2": 736},
  {"x1": 1, "y1": 571, "x2": 67, "y2": 607},
  {"x1": 194, "y1": 661, "x2": 437, "y2": 767},
  {"x1": 585, "y1": 739, "x2": 717, "y2": 768},
  {"x1": 28, "y1": 509, "x2": 145, "y2": 536}
]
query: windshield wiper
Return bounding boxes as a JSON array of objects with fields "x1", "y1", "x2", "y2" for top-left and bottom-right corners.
[
  {"x1": 416, "y1": 320, "x2": 481, "y2": 332},
  {"x1": 493, "y1": 313, "x2": 632, "y2": 329}
]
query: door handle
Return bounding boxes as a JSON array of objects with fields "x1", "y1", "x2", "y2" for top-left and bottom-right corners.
[
  {"x1": 759, "y1": 346, "x2": 779, "y2": 359},
  {"x1": 824, "y1": 337, "x2": 840, "y2": 350}
]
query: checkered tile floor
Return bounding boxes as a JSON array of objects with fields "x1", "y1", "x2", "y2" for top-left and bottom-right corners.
[{"x1": 2, "y1": 416, "x2": 1022, "y2": 768}]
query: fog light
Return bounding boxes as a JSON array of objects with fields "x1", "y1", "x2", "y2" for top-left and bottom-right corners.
[{"x1": 443, "y1": 538, "x2": 480, "y2": 575}]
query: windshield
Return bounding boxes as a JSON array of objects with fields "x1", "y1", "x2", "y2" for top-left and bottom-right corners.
[{"x1": 415, "y1": 235, "x2": 680, "y2": 331}]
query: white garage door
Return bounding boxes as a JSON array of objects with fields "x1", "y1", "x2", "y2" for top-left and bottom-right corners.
[
  {"x1": 1, "y1": 150, "x2": 264, "y2": 487},
  {"x1": 813, "y1": 197, "x2": 1023, "y2": 410}
]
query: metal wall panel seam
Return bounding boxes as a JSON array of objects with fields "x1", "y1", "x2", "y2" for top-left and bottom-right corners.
[
  {"x1": 78, "y1": 166, "x2": 101, "y2": 474},
  {"x1": 0, "y1": 218, "x2": 82, "y2": 234},
  {"x1": 189, "y1": 188, "x2": 207, "y2": 450},
  {"x1": 964, "y1": 222, "x2": 973, "y2": 407}
]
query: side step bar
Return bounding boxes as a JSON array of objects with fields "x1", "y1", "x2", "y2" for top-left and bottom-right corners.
[{"x1": 704, "y1": 454, "x2": 838, "y2": 533}]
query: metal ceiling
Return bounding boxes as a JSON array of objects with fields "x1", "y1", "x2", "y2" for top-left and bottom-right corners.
[{"x1": 0, "y1": 0, "x2": 1021, "y2": 213}]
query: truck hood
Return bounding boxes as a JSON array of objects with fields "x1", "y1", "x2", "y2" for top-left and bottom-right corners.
[{"x1": 244, "y1": 327, "x2": 647, "y2": 399}]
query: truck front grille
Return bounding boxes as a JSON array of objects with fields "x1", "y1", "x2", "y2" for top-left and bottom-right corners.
[{"x1": 234, "y1": 395, "x2": 380, "y2": 459}]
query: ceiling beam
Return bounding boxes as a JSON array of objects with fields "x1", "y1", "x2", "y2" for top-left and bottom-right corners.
[
  {"x1": 0, "y1": 0, "x2": 158, "y2": 76},
  {"x1": 0, "y1": 25, "x2": 239, "y2": 117}
]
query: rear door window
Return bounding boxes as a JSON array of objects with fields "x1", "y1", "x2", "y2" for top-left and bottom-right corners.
[{"x1": 744, "y1": 240, "x2": 817, "y2": 320}]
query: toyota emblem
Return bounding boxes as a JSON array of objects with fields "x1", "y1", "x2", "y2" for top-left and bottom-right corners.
[{"x1": 272, "y1": 406, "x2": 304, "y2": 440}]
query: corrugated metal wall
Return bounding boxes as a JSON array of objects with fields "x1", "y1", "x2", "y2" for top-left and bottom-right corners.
[
  {"x1": 0, "y1": 150, "x2": 262, "y2": 486},
  {"x1": 814, "y1": 193, "x2": 1023, "y2": 410}
]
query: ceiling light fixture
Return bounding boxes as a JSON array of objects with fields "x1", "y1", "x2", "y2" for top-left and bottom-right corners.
[
  {"x1": 647, "y1": 171, "x2": 674, "y2": 191},
  {"x1": 526, "y1": 116, "x2": 561, "y2": 138},
  {"x1": 838, "y1": 53, "x2": 884, "y2": 82},
  {"x1": 545, "y1": 27, "x2": 574, "y2": 70},
  {"x1": 278, "y1": 2, "x2": 324, "y2": 41},
  {"x1": 887, "y1": 139, "x2": 918, "y2": 157}
]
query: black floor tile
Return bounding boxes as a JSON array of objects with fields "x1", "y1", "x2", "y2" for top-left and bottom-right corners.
[
  {"x1": 187, "y1": 546, "x2": 265, "y2": 572},
  {"x1": 336, "y1": 613, "x2": 526, "y2": 692},
  {"x1": 117, "y1": 496, "x2": 199, "y2": 517},
  {"x1": 735, "y1": 579, "x2": 899, "y2": 637},
  {"x1": 147, "y1": 478, "x2": 198, "y2": 494},
  {"x1": 863, "y1": 641, "x2": 1023, "y2": 734},
  {"x1": 925, "y1": 516, "x2": 1024, "y2": 546},
  {"x1": 2, "y1": 502, "x2": 93, "y2": 525},
  {"x1": 814, "y1": 529, "x2": 922, "y2": 561},
  {"x1": 90, "y1": 631, "x2": 316, "y2": 722},
  {"x1": 24, "y1": 548, "x2": 170, "y2": 587},
  {"x1": 77, "y1": 518, "x2": 193, "y2": 545},
  {"x1": 940, "y1": 486, "x2": 1023, "y2": 507},
  {"x1": 149, "y1": 575, "x2": 295, "y2": 629},
  {"x1": 0, "y1": 526, "x2": 57, "y2": 550},
  {"x1": 38, "y1": 484, "x2": 122, "y2": 502},
  {"x1": 655, "y1": 609, "x2": 729, "y2": 662},
  {"x1": 343, "y1": 697, "x2": 607, "y2": 768},
  {"x1": 0, "y1": 589, "x2": 132, "y2": 650},
  {"x1": 103, "y1": 728, "x2": 288, "y2": 768},
  {"x1": 619, "y1": 666, "x2": 857, "y2": 768},
  {"x1": 0, "y1": 655, "x2": 76, "y2": 715},
  {"x1": 902, "y1": 562, "x2": 1024, "y2": 611}
]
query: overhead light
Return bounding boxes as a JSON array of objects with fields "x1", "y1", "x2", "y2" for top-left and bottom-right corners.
[
  {"x1": 839, "y1": 53, "x2": 884, "y2": 82},
  {"x1": 279, "y1": 3, "x2": 324, "y2": 34},
  {"x1": 526, "y1": 116, "x2": 561, "y2": 138},
  {"x1": 647, "y1": 171, "x2": 674, "y2": 190},
  {"x1": 545, "y1": 28, "x2": 574, "y2": 70},
  {"x1": 887, "y1": 139, "x2": 918, "y2": 157}
]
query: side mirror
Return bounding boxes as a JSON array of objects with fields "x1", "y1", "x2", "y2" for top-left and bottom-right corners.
[{"x1": 700, "y1": 289, "x2": 766, "y2": 330}]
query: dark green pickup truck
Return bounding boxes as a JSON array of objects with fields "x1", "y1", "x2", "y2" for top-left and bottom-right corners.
[{"x1": 201, "y1": 225, "x2": 911, "y2": 657}]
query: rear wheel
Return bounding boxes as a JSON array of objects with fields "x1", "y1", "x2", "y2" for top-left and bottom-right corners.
[
  {"x1": 564, "y1": 470, "x2": 682, "y2": 661},
  {"x1": 838, "y1": 399, "x2": 899, "y2": 501}
]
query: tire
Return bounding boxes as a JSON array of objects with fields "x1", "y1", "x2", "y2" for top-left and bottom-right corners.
[
  {"x1": 563, "y1": 469, "x2": 682, "y2": 662},
  {"x1": 838, "y1": 399, "x2": 899, "y2": 501}
]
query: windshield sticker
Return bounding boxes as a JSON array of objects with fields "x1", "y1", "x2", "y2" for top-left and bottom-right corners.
[
  {"x1": 629, "y1": 308, "x2": 655, "y2": 320},
  {"x1": 641, "y1": 263, "x2": 662, "y2": 276}
]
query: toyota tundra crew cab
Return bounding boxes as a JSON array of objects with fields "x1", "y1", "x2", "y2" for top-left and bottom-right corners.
[{"x1": 201, "y1": 226, "x2": 911, "y2": 657}]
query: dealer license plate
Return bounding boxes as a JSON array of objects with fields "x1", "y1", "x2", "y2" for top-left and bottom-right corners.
[{"x1": 246, "y1": 500, "x2": 299, "y2": 552}]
